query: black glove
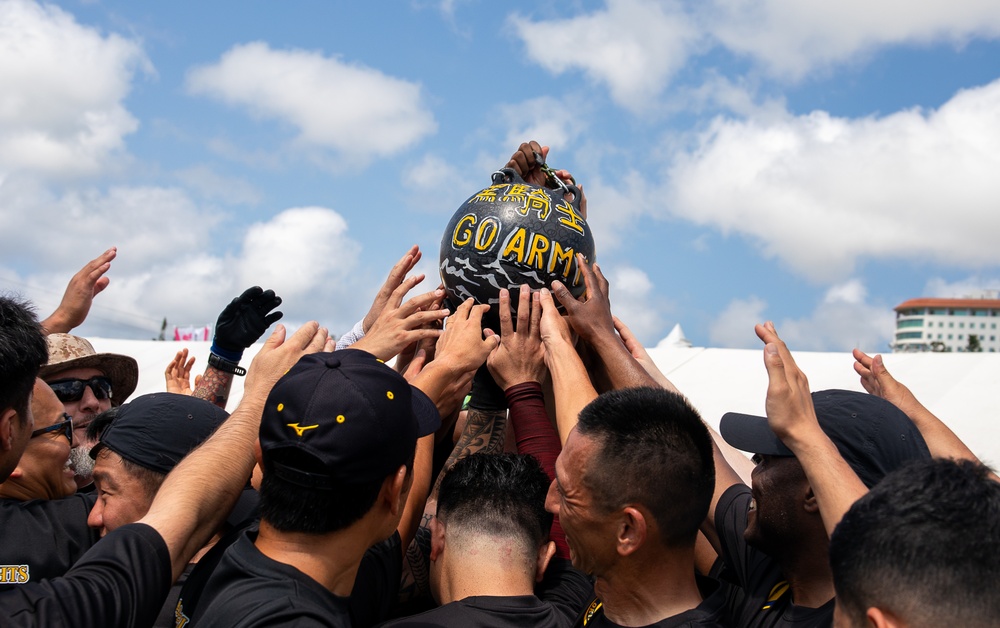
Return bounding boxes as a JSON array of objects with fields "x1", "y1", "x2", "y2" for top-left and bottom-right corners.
[{"x1": 211, "y1": 286, "x2": 283, "y2": 361}]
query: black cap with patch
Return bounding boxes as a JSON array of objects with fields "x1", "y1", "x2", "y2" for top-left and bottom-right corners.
[
  {"x1": 259, "y1": 349, "x2": 441, "y2": 489},
  {"x1": 720, "y1": 389, "x2": 931, "y2": 488},
  {"x1": 91, "y1": 392, "x2": 229, "y2": 474}
]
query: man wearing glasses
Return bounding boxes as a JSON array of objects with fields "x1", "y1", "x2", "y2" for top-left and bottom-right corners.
[
  {"x1": 38, "y1": 333, "x2": 137, "y2": 491},
  {"x1": 0, "y1": 380, "x2": 100, "y2": 588},
  {"x1": 1, "y1": 380, "x2": 77, "y2": 501}
]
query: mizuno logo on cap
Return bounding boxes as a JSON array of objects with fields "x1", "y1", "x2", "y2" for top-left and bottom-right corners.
[{"x1": 287, "y1": 423, "x2": 319, "y2": 437}]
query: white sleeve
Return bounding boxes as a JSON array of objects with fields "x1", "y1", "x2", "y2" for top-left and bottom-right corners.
[{"x1": 335, "y1": 319, "x2": 366, "y2": 351}]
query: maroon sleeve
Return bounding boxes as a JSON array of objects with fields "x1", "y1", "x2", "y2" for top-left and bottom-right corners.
[{"x1": 505, "y1": 382, "x2": 570, "y2": 559}]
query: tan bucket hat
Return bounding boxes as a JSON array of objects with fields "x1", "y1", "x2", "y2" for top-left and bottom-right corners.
[{"x1": 38, "y1": 334, "x2": 139, "y2": 405}]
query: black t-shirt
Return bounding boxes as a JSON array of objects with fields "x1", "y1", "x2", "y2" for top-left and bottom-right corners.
[
  {"x1": 0, "y1": 522, "x2": 171, "y2": 627},
  {"x1": 383, "y1": 557, "x2": 594, "y2": 628},
  {"x1": 715, "y1": 485, "x2": 833, "y2": 627},
  {"x1": 186, "y1": 529, "x2": 402, "y2": 628},
  {"x1": 575, "y1": 576, "x2": 727, "y2": 628},
  {"x1": 0, "y1": 494, "x2": 100, "y2": 588}
]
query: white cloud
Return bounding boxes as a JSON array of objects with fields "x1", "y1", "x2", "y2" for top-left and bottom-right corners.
[
  {"x1": 665, "y1": 78, "x2": 1000, "y2": 281},
  {"x1": 924, "y1": 276, "x2": 1000, "y2": 299},
  {"x1": 0, "y1": 0, "x2": 151, "y2": 178},
  {"x1": 0, "y1": 175, "x2": 211, "y2": 271},
  {"x1": 509, "y1": 1, "x2": 1000, "y2": 111},
  {"x1": 175, "y1": 166, "x2": 262, "y2": 205},
  {"x1": 708, "y1": 281, "x2": 894, "y2": 352},
  {"x1": 583, "y1": 170, "x2": 659, "y2": 250},
  {"x1": 0, "y1": 174, "x2": 370, "y2": 338},
  {"x1": 605, "y1": 264, "x2": 666, "y2": 343},
  {"x1": 709, "y1": 296, "x2": 768, "y2": 349},
  {"x1": 238, "y1": 207, "x2": 361, "y2": 299},
  {"x1": 496, "y1": 96, "x2": 589, "y2": 151},
  {"x1": 401, "y1": 154, "x2": 474, "y2": 215},
  {"x1": 776, "y1": 282, "x2": 895, "y2": 353},
  {"x1": 186, "y1": 42, "x2": 437, "y2": 164},
  {"x1": 701, "y1": 0, "x2": 1000, "y2": 80},
  {"x1": 508, "y1": 0, "x2": 701, "y2": 111}
]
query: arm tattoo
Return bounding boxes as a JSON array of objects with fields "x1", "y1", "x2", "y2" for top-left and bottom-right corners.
[
  {"x1": 192, "y1": 366, "x2": 234, "y2": 410},
  {"x1": 430, "y1": 407, "x2": 508, "y2": 499},
  {"x1": 398, "y1": 513, "x2": 433, "y2": 603}
]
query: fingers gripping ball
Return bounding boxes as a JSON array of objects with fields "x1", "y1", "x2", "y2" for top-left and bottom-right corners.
[{"x1": 439, "y1": 168, "x2": 596, "y2": 332}]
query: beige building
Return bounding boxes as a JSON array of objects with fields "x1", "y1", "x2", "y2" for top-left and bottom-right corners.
[{"x1": 892, "y1": 298, "x2": 1000, "y2": 352}]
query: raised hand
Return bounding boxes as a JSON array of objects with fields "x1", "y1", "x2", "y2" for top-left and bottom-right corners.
[
  {"x1": 213, "y1": 287, "x2": 283, "y2": 358},
  {"x1": 244, "y1": 323, "x2": 329, "y2": 399},
  {"x1": 505, "y1": 140, "x2": 549, "y2": 187},
  {"x1": 41, "y1": 247, "x2": 117, "y2": 334},
  {"x1": 488, "y1": 285, "x2": 547, "y2": 390},
  {"x1": 363, "y1": 245, "x2": 422, "y2": 333},
  {"x1": 352, "y1": 281, "x2": 448, "y2": 362},
  {"x1": 756, "y1": 321, "x2": 823, "y2": 446},
  {"x1": 550, "y1": 255, "x2": 614, "y2": 347},
  {"x1": 852, "y1": 349, "x2": 921, "y2": 417},
  {"x1": 164, "y1": 349, "x2": 200, "y2": 396}
]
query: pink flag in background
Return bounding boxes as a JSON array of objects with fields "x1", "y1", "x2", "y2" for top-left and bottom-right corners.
[{"x1": 173, "y1": 325, "x2": 211, "y2": 341}]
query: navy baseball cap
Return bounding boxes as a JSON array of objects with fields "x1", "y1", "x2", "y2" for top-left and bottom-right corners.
[
  {"x1": 720, "y1": 389, "x2": 931, "y2": 488},
  {"x1": 259, "y1": 349, "x2": 441, "y2": 489},
  {"x1": 91, "y1": 393, "x2": 229, "y2": 474}
]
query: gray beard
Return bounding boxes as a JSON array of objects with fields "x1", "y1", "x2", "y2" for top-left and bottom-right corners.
[{"x1": 69, "y1": 445, "x2": 95, "y2": 483}]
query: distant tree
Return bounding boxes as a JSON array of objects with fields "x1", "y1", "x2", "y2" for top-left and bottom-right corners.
[
  {"x1": 930, "y1": 341, "x2": 948, "y2": 353},
  {"x1": 968, "y1": 334, "x2": 983, "y2": 352}
]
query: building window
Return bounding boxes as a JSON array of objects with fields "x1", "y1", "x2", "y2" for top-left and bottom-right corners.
[
  {"x1": 897, "y1": 319, "x2": 924, "y2": 328},
  {"x1": 959, "y1": 322, "x2": 965, "y2": 328},
  {"x1": 895, "y1": 332, "x2": 923, "y2": 340},
  {"x1": 949, "y1": 322, "x2": 954, "y2": 328},
  {"x1": 948, "y1": 334, "x2": 953, "y2": 340}
]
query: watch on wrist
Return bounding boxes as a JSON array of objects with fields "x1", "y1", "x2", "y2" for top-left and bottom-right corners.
[{"x1": 208, "y1": 352, "x2": 247, "y2": 376}]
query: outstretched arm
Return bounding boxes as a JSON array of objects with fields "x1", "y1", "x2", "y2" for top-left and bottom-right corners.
[
  {"x1": 489, "y1": 285, "x2": 570, "y2": 558},
  {"x1": 551, "y1": 256, "x2": 657, "y2": 392},
  {"x1": 41, "y1": 247, "x2": 116, "y2": 334},
  {"x1": 614, "y1": 316, "x2": 681, "y2": 394},
  {"x1": 853, "y1": 349, "x2": 992, "y2": 479},
  {"x1": 399, "y1": 301, "x2": 505, "y2": 601},
  {"x1": 539, "y1": 288, "x2": 596, "y2": 444},
  {"x1": 761, "y1": 322, "x2": 867, "y2": 537},
  {"x1": 140, "y1": 322, "x2": 331, "y2": 580}
]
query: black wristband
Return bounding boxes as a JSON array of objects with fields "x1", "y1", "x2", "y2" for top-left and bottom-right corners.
[
  {"x1": 468, "y1": 364, "x2": 507, "y2": 412},
  {"x1": 208, "y1": 352, "x2": 247, "y2": 376}
]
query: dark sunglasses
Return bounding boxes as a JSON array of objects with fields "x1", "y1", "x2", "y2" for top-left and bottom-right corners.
[
  {"x1": 47, "y1": 376, "x2": 113, "y2": 403},
  {"x1": 31, "y1": 413, "x2": 74, "y2": 447}
]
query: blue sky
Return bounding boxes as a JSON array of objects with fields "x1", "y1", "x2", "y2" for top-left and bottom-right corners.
[{"x1": 3, "y1": 0, "x2": 1000, "y2": 351}]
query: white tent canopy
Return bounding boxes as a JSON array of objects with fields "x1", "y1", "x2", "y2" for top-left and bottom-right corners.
[{"x1": 88, "y1": 337, "x2": 1000, "y2": 469}]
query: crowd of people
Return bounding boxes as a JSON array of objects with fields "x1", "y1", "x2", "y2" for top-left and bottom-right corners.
[{"x1": 1, "y1": 142, "x2": 997, "y2": 628}]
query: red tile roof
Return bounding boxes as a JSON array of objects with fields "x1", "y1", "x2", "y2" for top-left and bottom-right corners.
[{"x1": 895, "y1": 298, "x2": 1000, "y2": 312}]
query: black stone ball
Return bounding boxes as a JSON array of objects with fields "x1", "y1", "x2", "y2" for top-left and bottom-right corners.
[{"x1": 439, "y1": 168, "x2": 596, "y2": 332}]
